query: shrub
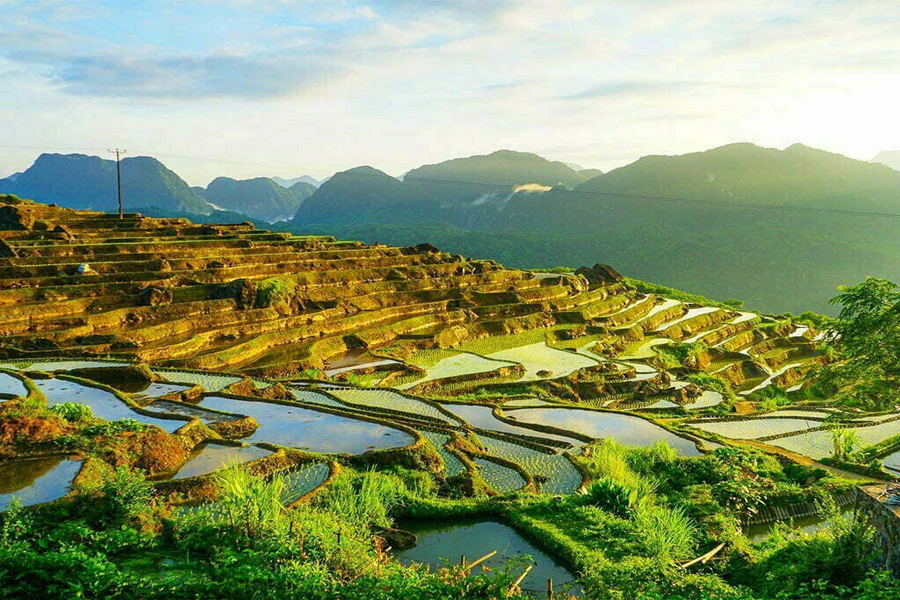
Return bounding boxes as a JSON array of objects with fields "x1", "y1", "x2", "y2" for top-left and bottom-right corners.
[
  {"x1": 50, "y1": 402, "x2": 93, "y2": 422},
  {"x1": 578, "y1": 478, "x2": 640, "y2": 518}
]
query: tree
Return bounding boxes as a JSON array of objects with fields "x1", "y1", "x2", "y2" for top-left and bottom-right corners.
[{"x1": 821, "y1": 277, "x2": 900, "y2": 409}]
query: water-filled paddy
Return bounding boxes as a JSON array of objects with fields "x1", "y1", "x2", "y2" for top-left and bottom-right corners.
[
  {"x1": 166, "y1": 443, "x2": 270, "y2": 480},
  {"x1": 486, "y1": 342, "x2": 598, "y2": 381},
  {"x1": 144, "y1": 400, "x2": 237, "y2": 424},
  {"x1": 0, "y1": 456, "x2": 82, "y2": 510},
  {"x1": 34, "y1": 379, "x2": 190, "y2": 433},
  {"x1": 882, "y1": 450, "x2": 900, "y2": 473},
  {"x1": 157, "y1": 370, "x2": 242, "y2": 392},
  {"x1": 473, "y1": 458, "x2": 526, "y2": 493},
  {"x1": 444, "y1": 403, "x2": 580, "y2": 445},
  {"x1": 198, "y1": 396, "x2": 414, "y2": 453},
  {"x1": 691, "y1": 418, "x2": 818, "y2": 440},
  {"x1": 0, "y1": 373, "x2": 26, "y2": 397},
  {"x1": 132, "y1": 382, "x2": 191, "y2": 398},
  {"x1": 746, "y1": 508, "x2": 851, "y2": 543},
  {"x1": 400, "y1": 352, "x2": 513, "y2": 389},
  {"x1": 395, "y1": 518, "x2": 580, "y2": 597},
  {"x1": 506, "y1": 408, "x2": 701, "y2": 456}
]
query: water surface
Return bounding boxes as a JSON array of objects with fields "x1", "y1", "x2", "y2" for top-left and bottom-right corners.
[
  {"x1": 395, "y1": 518, "x2": 581, "y2": 597},
  {"x1": 0, "y1": 457, "x2": 82, "y2": 510},
  {"x1": 35, "y1": 379, "x2": 190, "y2": 433},
  {"x1": 199, "y1": 396, "x2": 414, "y2": 453},
  {"x1": 506, "y1": 408, "x2": 700, "y2": 456}
]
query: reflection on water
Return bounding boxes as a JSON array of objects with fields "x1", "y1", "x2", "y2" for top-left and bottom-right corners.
[
  {"x1": 165, "y1": 443, "x2": 271, "y2": 480},
  {"x1": 395, "y1": 518, "x2": 581, "y2": 597},
  {"x1": 199, "y1": 396, "x2": 414, "y2": 453},
  {"x1": 34, "y1": 379, "x2": 190, "y2": 433},
  {"x1": 0, "y1": 457, "x2": 82, "y2": 510},
  {"x1": 507, "y1": 408, "x2": 701, "y2": 456},
  {"x1": 444, "y1": 403, "x2": 580, "y2": 445},
  {"x1": 0, "y1": 373, "x2": 26, "y2": 397}
]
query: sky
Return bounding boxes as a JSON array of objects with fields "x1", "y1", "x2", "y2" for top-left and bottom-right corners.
[{"x1": 1, "y1": 0, "x2": 898, "y2": 186}]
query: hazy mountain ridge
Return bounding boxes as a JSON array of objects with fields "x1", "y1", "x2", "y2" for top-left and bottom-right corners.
[
  {"x1": 289, "y1": 142, "x2": 900, "y2": 313},
  {"x1": 271, "y1": 175, "x2": 320, "y2": 188},
  {"x1": 873, "y1": 150, "x2": 900, "y2": 172},
  {"x1": 0, "y1": 153, "x2": 211, "y2": 215},
  {"x1": 197, "y1": 176, "x2": 313, "y2": 222}
]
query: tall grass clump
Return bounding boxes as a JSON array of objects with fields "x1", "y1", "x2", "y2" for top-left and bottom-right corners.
[
  {"x1": 214, "y1": 464, "x2": 287, "y2": 531},
  {"x1": 633, "y1": 504, "x2": 698, "y2": 561},
  {"x1": 316, "y1": 470, "x2": 405, "y2": 529},
  {"x1": 580, "y1": 439, "x2": 658, "y2": 501}
]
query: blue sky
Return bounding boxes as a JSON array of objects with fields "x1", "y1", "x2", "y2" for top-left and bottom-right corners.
[{"x1": 1, "y1": 0, "x2": 898, "y2": 185}]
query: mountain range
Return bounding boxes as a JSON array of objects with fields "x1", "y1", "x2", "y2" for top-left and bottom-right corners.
[
  {"x1": 271, "y1": 175, "x2": 321, "y2": 188},
  {"x1": 195, "y1": 177, "x2": 315, "y2": 222},
  {"x1": 0, "y1": 153, "x2": 211, "y2": 215},
  {"x1": 4, "y1": 145, "x2": 900, "y2": 314}
]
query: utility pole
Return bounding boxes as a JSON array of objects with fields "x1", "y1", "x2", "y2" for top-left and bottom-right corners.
[{"x1": 108, "y1": 148, "x2": 126, "y2": 218}]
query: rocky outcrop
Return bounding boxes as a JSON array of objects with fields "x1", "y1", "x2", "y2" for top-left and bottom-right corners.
[
  {"x1": 137, "y1": 285, "x2": 173, "y2": 306},
  {"x1": 576, "y1": 263, "x2": 624, "y2": 286}
]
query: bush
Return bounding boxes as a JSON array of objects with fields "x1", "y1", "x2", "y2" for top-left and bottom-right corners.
[
  {"x1": 578, "y1": 478, "x2": 640, "y2": 518},
  {"x1": 50, "y1": 402, "x2": 93, "y2": 422}
]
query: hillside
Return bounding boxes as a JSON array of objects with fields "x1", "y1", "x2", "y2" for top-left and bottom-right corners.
[
  {"x1": 291, "y1": 143, "x2": 900, "y2": 314},
  {"x1": 3, "y1": 194, "x2": 900, "y2": 600},
  {"x1": 271, "y1": 174, "x2": 320, "y2": 188},
  {"x1": 197, "y1": 176, "x2": 313, "y2": 222},
  {"x1": 0, "y1": 153, "x2": 211, "y2": 215},
  {"x1": 406, "y1": 149, "x2": 588, "y2": 187},
  {"x1": 579, "y1": 143, "x2": 900, "y2": 211}
]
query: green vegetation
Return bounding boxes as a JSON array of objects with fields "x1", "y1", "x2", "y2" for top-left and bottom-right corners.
[
  {"x1": 815, "y1": 277, "x2": 900, "y2": 410},
  {"x1": 625, "y1": 277, "x2": 744, "y2": 311}
]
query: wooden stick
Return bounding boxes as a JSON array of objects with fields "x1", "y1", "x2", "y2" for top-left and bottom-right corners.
[
  {"x1": 464, "y1": 550, "x2": 497, "y2": 574},
  {"x1": 547, "y1": 577, "x2": 553, "y2": 599},
  {"x1": 508, "y1": 564, "x2": 533, "y2": 596},
  {"x1": 679, "y1": 542, "x2": 726, "y2": 569}
]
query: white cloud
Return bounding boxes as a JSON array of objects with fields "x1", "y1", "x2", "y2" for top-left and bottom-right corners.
[{"x1": 0, "y1": 0, "x2": 897, "y2": 183}]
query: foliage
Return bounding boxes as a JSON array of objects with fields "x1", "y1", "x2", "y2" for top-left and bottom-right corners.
[
  {"x1": 828, "y1": 427, "x2": 860, "y2": 461},
  {"x1": 818, "y1": 277, "x2": 900, "y2": 409},
  {"x1": 50, "y1": 402, "x2": 93, "y2": 422}
]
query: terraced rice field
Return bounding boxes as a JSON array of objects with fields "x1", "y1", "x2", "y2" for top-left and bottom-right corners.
[
  {"x1": 472, "y1": 458, "x2": 525, "y2": 494},
  {"x1": 0, "y1": 373, "x2": 26, "y2": 397},
  {"x1": 770, "y1": 418, "x2": 900, "y2": 459},
  {"x1": 33, "y1": 378, "x2": 191, "y2": 433},
  {"x1": 685, "y1": 391, "x2": 724, "y2": 409},
  {"x1": 400, "y1": 351, "x2": 514, "y2": 389},
  {"x1": 769, "y1": 430, "x2": 835, "y2": 459},
  {"x1": 443, "y1": 403, "x2": 579, "y2": 445},
  {"x1": 0, "y1": 457, "x2": 82, "y2": 510},
  {"x1": 281, "y1": 462, "x2": 332, "y2": 505},
  {"x1": 157, "y1": 370, "x2": 243, "y2": 392},
  {"x1": 655, "y1": 306, "x2": 720, "y2": 332},
  {"x1": 167, "y1": 443, "x2": 271, "y2": 480},
  {"x1": 506, "y1": 408, "x2": 701, "y2": 456},
  {"x1": 881, "y1": 450, "x2": 900, "y2": 473},
  {"x1": 474, "y1": 434, "x2": 582, "y2": 494},
  {"x1": 198, "y1": 395, "x2": 414, "y2": 453},
  {"x1": 691, "y1": 418, "x2": 820, "y2": 440},
  {"x1": 619, "y1": 337, "x2": 671, "y2": 360},
  {"x1": 327, "y1": 388, "x2": 460, "y2": 424},
  {"x1": 419, "y1": 430, "x2": 465, "y2": 476},
  {"x1": 485, "y1": 342, "x2": 598, "y2": 381}
]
